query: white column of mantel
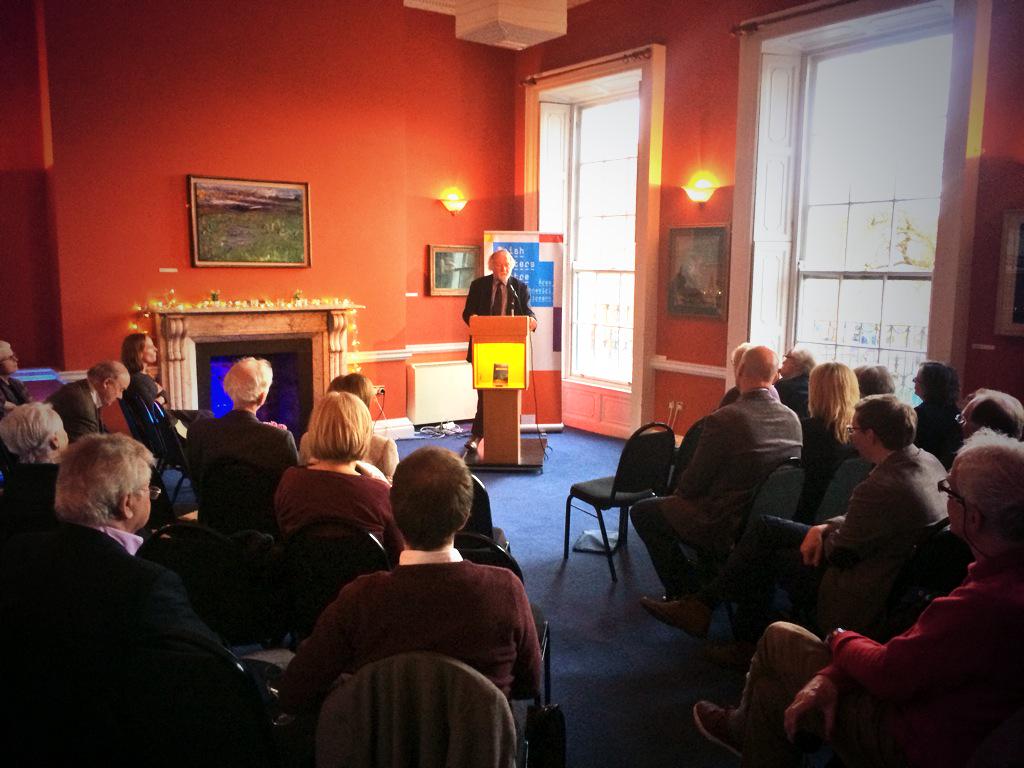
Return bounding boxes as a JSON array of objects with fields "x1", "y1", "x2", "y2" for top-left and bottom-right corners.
[
  {"x1": 160, "y1": 314, "x2": 196, "y2": 410},
  {"x1": 328, "y1": 310, "x2": 350, "y2": 381}
]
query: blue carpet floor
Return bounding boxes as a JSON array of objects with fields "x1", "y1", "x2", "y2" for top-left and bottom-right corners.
[{"x1": 396, "y1": 426, "x2": 745, "y2": 768}]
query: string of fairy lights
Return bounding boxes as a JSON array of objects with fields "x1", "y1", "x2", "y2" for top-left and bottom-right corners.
[{"x1": 129, "y1": 289, "x2": 364, "y2": 371}]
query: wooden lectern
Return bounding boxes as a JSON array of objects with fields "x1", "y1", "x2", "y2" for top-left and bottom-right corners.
[{"x1": 469, "y1": 315, "x2": 531, "y2": 465}]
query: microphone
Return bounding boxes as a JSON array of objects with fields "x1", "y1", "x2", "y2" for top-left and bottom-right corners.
[{"x1": 506, "y1": 281, "x2": 521, "y2": 316}]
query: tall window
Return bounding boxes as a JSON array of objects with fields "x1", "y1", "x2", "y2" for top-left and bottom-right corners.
[
  {"x1": 793, "y1": 33, "x2": 953, "y2": 400},
  {"x1": 568, "y1": 96, "x2": 640, "y2": 385}
]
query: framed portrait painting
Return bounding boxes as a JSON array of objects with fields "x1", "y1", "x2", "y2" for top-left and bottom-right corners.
[
  {"x1": 667, "y1": 225, "x2": 729, "y2": 319},
  {"x1": 429, "y1": 245, "x2": 480, "y2": 296},
  {"x1": 188, "y1": 175, "x2": 311, "y2": 267},
  {"x1": 996, "y1": 210, "x2": 1024, "y2": 336}
]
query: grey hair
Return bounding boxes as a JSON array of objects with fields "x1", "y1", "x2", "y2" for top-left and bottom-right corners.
[
  {"x1": 954, "y1": 429, "x2": 1024, "y2": 543},
  {"x1": 55, "y1": 434, "x2": 154, "y2": 526},
  {"x1": 785, "y1": 347, "x2": 816, "y2": 375},
  {"x1": 730, "y1": 342, "x2": 754, "y2": 373},
  {"x1": 488, "y1": 248, "x2": 516, "y2": 270},
  {"x1": 87, "y1": 360, "x2": 129, "y2": 383},
  {"x1": 0, "y1": 340, "x2": 12, "y2": 358},
  {"x1": 222, "y1": 357, "x2": 273, "y2": 406},
  {"x1": 0, "y1": 403, "x2": 65, "y2": 463}
]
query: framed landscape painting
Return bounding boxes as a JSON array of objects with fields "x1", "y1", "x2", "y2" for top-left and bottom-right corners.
[
  {"x1": 429, "y1": 244, "x2": 480, "y2": 296},
  {"x1": 188, "y1": 175, "x2": 311, "y2": 267}
]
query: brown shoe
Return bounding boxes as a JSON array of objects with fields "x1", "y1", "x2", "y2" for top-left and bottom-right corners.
[
  {"x1": 693, "y1": 701, "x2": 742, "y2": 757},
  {"x1": 702, "y1": 641, "x2": 757, "y2": 672},
  {"x1": 639, "y1": 595, "x2": 712, "y2": 638}
]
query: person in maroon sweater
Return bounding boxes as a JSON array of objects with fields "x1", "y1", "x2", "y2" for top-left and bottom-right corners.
[
  {"x1": 278, "y1": 446, "x2": 541, "y2": 711},
  {"x1": 692, "y1": 429, "x2": 1024, "y2": 767},
  {"x1": 274, "y1": 391, "x2": 403, "y2": 563}
]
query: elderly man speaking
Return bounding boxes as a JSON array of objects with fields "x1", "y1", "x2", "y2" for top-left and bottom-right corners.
[{"x1": 692, "y1": 429, "x2": 1024, "y2": 768}]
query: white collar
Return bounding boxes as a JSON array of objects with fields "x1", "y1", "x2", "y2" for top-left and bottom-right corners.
[{"x1": 398, "y1": 547, "x2": 464, "y2": 565}]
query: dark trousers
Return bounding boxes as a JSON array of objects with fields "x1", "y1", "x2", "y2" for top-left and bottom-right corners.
[
  {"x1": 701, "y1": 515, "x2": 821, "y2": 642},
  {"x1": 630, "y1": 497, "x2": 702, "y2": 598},
  {"x1": 471, "y1": 392, "x2": 484, "y2": 438}
]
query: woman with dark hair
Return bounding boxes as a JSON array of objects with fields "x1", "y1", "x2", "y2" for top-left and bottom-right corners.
[
  {"x1": 120, "y1": 333, "x2": 167, "y2": 407},
  {"x1": 913, "y1": 360, "x2": 962, "y2": 468}
]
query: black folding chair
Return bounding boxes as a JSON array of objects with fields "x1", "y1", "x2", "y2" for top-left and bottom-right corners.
[
  {"x1": 455, "y1": 531, "x2": 551, "y2": 705},
  {"x1": 149, "y1": 401, "x2": 192, "y2": 504},
  {"x1": 813, "y1": 457, "x2": 872, "y2": 523},
  {"x1": 138, "y1": 522, "x2": 285, "y2": 645},
  {"x1": 282, "y1": 518, "x2": 391, "y2": 641},
  {"x1": 563, "y1": 422, "x2": 675, "y2": 581},
  {"x1": 464, "y1": 474, "x2": 508, "y2": 550},
  {"x1": 199, "y1": 458, "x2": 280, "y2": 537},
  {"x1": 666, "y1": 417, "x2": 705, "y2": 493},
  {"x1": 746, "y1": 457, "x2": 805, "y2": 527}
]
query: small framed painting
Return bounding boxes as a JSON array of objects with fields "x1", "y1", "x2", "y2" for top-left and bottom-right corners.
[
  {"x1": 996, "y1": 210, "x2": 1024, "y2": 336},
  {"x1": 668, "y1": 225, "x2": 730, "y2": 319},
  {"x1": 188, "y1": 175, "x2": 311, "y2": 267},
  {"x1": 429, "y1": 244, "x2": 480, "y2": 296}
]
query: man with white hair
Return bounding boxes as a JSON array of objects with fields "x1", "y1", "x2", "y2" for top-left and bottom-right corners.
[
  {"x1": 186, "y1": 356, "x2": 298, "y2": 498},
  {"x1": 0, "y1": 403, "x2": 67, "y2": 540},
  {"x1": 46, "y1": 360, "x2": 130, "y2": 442},
  {"x1": 461, "y1": 248, "x2": 537, "y2": 453},
  {"x1": 776, "y1": 346, "x2": 815, "y2": 419},
  {"x1": 693, "y1": 429, "x2": 1024, "y2": 767},
  {"x1": 0, "y1": 433, "x2": 219, "y2": 763},
  {"x1": 0, "y1": 340, "x2": 32, "y2": 420}
]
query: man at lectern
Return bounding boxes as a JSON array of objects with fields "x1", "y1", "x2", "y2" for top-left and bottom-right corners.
[{"x1": 461, "y1": 248, "x2": 536, "y2": 453}]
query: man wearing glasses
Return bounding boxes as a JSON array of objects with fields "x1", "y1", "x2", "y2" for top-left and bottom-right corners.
[
  {"x1": 0, "y1": 340, "x2": 32, "y2": 420},
  {"x1": 694, "y1": 429, "x2": 1024, "y2": 767}
]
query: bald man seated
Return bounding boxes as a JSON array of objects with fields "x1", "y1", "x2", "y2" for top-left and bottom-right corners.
[
  {"x1": 631, "y1": 346, "x2": 803, "y2": 606},
  {"x1": 46, "y1": 361, "x2": 130, "y2": 442}
]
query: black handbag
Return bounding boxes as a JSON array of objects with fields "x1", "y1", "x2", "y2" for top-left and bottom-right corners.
[{"x1": 525, "y1": 703, "x2": 566, "y2": 768}]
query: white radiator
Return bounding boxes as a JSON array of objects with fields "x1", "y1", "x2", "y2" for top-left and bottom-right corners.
[{"x1": 407, "y1": 360, "x2": 477, "y2": 426}]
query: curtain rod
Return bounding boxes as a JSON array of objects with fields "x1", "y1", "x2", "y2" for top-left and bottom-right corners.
[
  {"x1": 522, "y1": 46, "x2": 652, "y2": 86},
  {"x1": 731, "y1": 0, "x2": 861, "y2": 35}
]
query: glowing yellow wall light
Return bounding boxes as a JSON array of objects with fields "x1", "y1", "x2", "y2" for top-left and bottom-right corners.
[
  {"x1": 683, "y1": 172, "x2": 719, "y2": 204},
  {"x1": 440, "y1": 187, "x2": 468, "y2": 214}
]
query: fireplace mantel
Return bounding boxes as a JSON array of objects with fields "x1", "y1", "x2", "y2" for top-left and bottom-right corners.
[{"x1": 152, "y1": 304, "x2": 362, "y2": 410}]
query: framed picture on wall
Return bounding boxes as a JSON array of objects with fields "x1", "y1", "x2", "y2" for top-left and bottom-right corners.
[
  {"x1": 188, "y1": 175, "x2": 311, "y2": 267},
  {"x1": 667, "y1": 225, "x2": 729, "y2": 319},
  {"x1": 996, "y1": 209, "x2": 1024, "y2": 336},
  {"x1": 429, "y1": 244, "x2": 480, "y2": 296}
]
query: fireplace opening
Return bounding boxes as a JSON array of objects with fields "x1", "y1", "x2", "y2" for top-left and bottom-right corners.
[{"x1": 196, "y1": 338, "x2": 314, "y2": 437}]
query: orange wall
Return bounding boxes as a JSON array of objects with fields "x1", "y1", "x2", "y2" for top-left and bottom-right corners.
[{"x1": 27, "y1": 0, "x2": 517, "y2": 400}]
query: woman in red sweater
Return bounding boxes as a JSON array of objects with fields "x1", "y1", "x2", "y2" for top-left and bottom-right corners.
[{"x1": 274, "y1": 391, "x2": 403, "y2": 564}]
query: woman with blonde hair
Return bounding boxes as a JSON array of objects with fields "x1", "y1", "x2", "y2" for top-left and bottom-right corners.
[
  {"x1": 795, "y1": 362, "x2": 860, "y2": 522},
  {"x1": 275, "y1": 392, "x2": 403, "y2": 562}
]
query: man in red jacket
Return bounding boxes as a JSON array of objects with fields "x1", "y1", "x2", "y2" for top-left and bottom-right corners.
[{"x1": 692, "y1": 429, "x2": 1024, "y2": 767}]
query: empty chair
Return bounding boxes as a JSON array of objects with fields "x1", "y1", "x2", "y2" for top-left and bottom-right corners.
[
  {"x1": 812, "y1": 456, "x2": 873, "y2": 523},
  {"x1": 282, "y1": 518, "x2": 391, "y2": 640},
  {"x1": 138, "y1": 522, "x2": 285, "y2": 645},
  {"x1": 455, "y1": 531, "x2": 551, "y2": 704},
  {"x1": 746, "y1": 457, "x2": 805, "y2": 528},
  {"x1": 563, "y1": 422, "x2": 675, "y2": 581},
  {"x1": 199, "y1": 458, "x2": 280, "y2": 537},
  {"x1": 149, "y1": 401, "x2": 192, "y2": 504},
  {"x1": 316, "y1": 651, "x2": 516, "y2": 768}
]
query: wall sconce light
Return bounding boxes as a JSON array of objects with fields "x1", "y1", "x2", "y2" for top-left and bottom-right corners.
[
  {"x1": 683, "y1": 172, "x2": 719, "y2": 204},
  {"x1": 439, "y1": 188, "x2": 468, "y2": 215}
]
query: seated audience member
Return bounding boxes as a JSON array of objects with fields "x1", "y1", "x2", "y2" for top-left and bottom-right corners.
[
  {"x1": 776, "y1": 347, "x2": 816, "y2": 419},
  {"x1": 275, "y1": 391, "x2": 403, "y2": 562},
  {"x1": 328, "y1": 373, "x2": 398, "y2": 480},
  {"x1": 0, "y1": 340, "x2": 32, "y2": 420},
  {"x1": 632, "y1": 346, "x2": 802, "y2": 603},
  {"x1": 913, "y1": 360, "x2": 962, "y2": 468},
  {"x1": 45, "y1": 360, "x2": 129, "y2": 442},
  {"x1": 0, "y1": 403, "x2": 67, "y2": 540},
  {"x1": 960, "y1": 388, "x2": 1024, "y2": 440},
  {"x1": 718, "y1": 342, "x2": 754, "y2": 408},
  {"x1": 186, "y1": 356, "x2": 298, "y2": 496},
  {"x1": 277, "y1": 446, "x2": 541, "y2": 711},
  {"x1": 693, "y1": 429, "x2": 1024, "y2": 768},
  {"x1": 0, "y1": 434, "x2": 220, "y2": 762},
  {"x1": 853, "y1": 364, "x2": 895, "y2": 397},
  {"x1": 121, "y1": 332, "x2": 167, "y2": 406},
  {"x1": 648, "y1": 395, "x2": 948, "y2": 656},
  {"x1": 795, "y1": 362, "x2": 859, "y2": 523}
]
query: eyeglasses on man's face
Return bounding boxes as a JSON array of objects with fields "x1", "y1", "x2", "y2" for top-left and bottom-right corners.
[
  {"x1": 937, "y1": 478, "x2": 965, "y2": 507},
  {"x1": 954, "y1": 413, "x2": 967, "y2": 426},
  {"x1": 138, "y1": 485, "x2": 162, "y2": 500}
]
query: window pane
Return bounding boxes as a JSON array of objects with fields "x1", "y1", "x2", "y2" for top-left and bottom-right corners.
[
  {"x1": 579, "y1": 100, "x2": 639, "y2": 162},
  {"x1": 802, "y1": 205, "x2": 848, "y2": 269},
  {"x1": 797, "y1": 277, "x2": 840, "y2": 344},
  {"x1": 571, "y1": 271, "x2": 633, "y2": 384},
  {"x1": 837, "y1": 279, "x2": 883, "y2": 348},
  {"x1": 576, "y1": 215, "x2": 635, "y2": 270},
  {"x1": 881, "y1": 279, "x2": 930, "y2": 351},
  {"x1": 845, "y1": 202, "x2": 893, "y2": 271},
  {"x1": 891, "y1": 198, "x2": 939, "y2": 271},
  {"x1": 578, "y1": 159, "x2": 637, "y2": 217}
]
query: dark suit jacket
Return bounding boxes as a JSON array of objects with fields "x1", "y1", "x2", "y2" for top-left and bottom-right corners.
[
  {"x1": 186, "y1": 408, "x2": 298, "y2": 496},
  {"x1": 817, "y1": 445, "x2": 948, "y2": 636},
  {"x1": 462, "y1": 274, "x2": 535, "y2": 362},
  {"x1": 776, "y1": 372, "x2": 810, "y2": 419},
  {"x1": 0, "y1": 523, "x2": 219, "y2": 762},
  {"x1": 0, "y1": 375, "x2": 32, "y2": 418},
  {"x1": 0, "y1": 462, "x2": 59, "y2": 545},
  {"x1": 797, "y1": 417, "x2": 857, "y2": 523},
  {"x1": 664, "y1": 389, "x2": 803, "y2": 555},
  {"x1": 46, "y1": 378, "x2": 103, "y2": 442}
]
